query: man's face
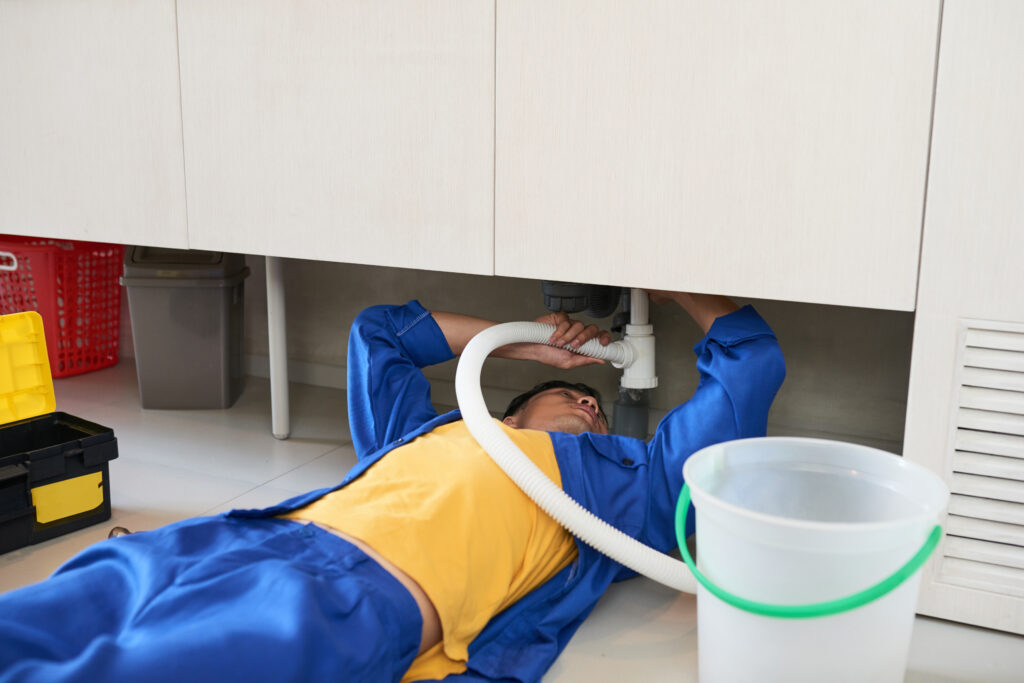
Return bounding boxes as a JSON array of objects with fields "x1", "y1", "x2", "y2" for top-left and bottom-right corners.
[{"x1": 502, "y1": 387, "x2": 609, "y2": 435}]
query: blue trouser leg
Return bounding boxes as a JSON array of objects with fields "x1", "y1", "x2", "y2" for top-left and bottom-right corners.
[{"x1": 0, "y1": 516, "x2": 422, "y2": 683}]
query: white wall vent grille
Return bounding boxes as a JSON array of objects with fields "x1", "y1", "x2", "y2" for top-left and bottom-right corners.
[{"x1": 940, "y1": 321, "x2": 1024, "y2": 598}]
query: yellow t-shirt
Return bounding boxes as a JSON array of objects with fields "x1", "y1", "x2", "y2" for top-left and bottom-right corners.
[{"x1": 282, "y1": 420, "x2": 578, "y2": 681}]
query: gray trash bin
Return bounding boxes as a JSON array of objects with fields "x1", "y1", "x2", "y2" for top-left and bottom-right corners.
[{"x1": 122, "y1": 247, "x2": 250, "y2": 409}]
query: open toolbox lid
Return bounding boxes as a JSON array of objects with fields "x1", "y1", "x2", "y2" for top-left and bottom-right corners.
[{"x1": 0, "y1": 311, "x2": 57, "y2": 425}]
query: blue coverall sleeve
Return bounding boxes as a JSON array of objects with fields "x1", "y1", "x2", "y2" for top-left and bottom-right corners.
[
  {"x1": 347, "y1": 301, "x2": 455, "y2": 459},
  {"x1": 642, "y1": 305, "x2": 785, "y2": 551}
]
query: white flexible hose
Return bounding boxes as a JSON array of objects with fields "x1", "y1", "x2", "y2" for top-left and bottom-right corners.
[{"x1": 455, "y1": 322, "x2": 697, "y2": 594}]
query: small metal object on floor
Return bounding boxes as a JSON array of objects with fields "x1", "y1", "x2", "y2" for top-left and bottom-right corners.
[{"x1": 107, "y1": 526, "x2": 133, "y2": 538}]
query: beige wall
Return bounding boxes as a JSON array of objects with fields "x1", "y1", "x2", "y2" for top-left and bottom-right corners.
[{"x1": 236, "y1": 256, "x2": 913, "y2": 453}]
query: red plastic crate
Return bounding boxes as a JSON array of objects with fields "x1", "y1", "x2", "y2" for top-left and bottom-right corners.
[{"x1": 0, "y1": 236, "x2": 123, "y2": 377}]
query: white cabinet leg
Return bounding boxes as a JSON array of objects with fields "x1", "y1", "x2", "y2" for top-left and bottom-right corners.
[{"x1": 266, "y1": 256, "x2": 290, "y2": 440}]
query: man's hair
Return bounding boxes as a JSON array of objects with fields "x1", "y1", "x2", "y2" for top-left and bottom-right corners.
[{"x1": 502, "y1": 380, "x2": 606, "y2": 420}]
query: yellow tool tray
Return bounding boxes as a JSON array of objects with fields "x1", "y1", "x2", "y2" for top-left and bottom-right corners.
[{"x1": 0, "y1": 311, "x2": 118, "y2": 554}]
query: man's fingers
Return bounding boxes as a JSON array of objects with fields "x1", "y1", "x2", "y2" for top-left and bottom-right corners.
[
  {"x1": 539, "y1": 313, "x2": 612, "y2": 351},
  {"x1": 566, "y1": 323, "x2": 595, "y2": 348},
  {"x1": 549, "y1": 320, "x2": 572, "y2": 345},
  {"x1": 571, "y1": 324, "x2": 614, "y2": 349},
  {"x1": 550, "y1": 351, "x2": 605, "y2": 369},
  {"x1": 549, "y1": 319, "x2": 581, "y2": 346},
  {"x1": 564, "y1": 321, "x2": 588, "y2": 347},
  {"x1": 567, "y1": 355, "x2": 605, "y2": 368}
]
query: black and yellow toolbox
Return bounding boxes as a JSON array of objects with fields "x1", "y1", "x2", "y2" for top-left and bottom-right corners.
[{"x1": 0, "y1": 311, "x2": 118, "y2": 554}]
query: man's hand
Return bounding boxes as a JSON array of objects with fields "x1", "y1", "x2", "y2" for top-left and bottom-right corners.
[
  {"x1": 512, "y1": 312, "x2": 612, "y2": 370},
  {"x1": 536, "y1": 312, "x2": 611, "y2": 350},
  {"x1": 431, "y1": 310, "x2": 611, "y2": 368}
]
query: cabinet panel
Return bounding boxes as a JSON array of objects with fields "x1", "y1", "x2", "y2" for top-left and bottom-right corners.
[
  {"x1": 496, "y1": 0, "x2": 939, "y2": 309},
  {"x1": 0, "y1": 0, "x2": 187, "y2": 247},
  {"x1": 178, "y1": 1, "x2": 494, "y2": 274},
  {"x1": 905, "y1": 0, "x2": 1024, "y2": 634}
]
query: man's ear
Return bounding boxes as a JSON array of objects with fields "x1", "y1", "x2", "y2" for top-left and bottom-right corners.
[{"x1": 502, "y1": 416, "x2": 519, "y2": 428}]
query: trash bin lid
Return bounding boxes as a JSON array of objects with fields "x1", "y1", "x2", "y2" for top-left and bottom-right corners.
[
  {"x1": 0, "y1": 311, "x2": 56, "y2": 424},
  {"x1": 123, "y1": 246, "x2": 248, "y2": 280}
]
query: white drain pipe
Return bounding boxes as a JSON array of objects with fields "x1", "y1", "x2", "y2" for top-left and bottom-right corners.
[{"x1": 620, "y1": 288, "x2": 657, "y2": 390}]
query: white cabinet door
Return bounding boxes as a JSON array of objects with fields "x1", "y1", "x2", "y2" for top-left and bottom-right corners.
[
  {"x1": 496, "y1": 0, "x2": 939, "y2": 310},
  {"x1": 0, "y1": 0, "x2": 187, "y2": 247},
  {"x1": 177, "y1": 1, "x2": 494, "y2": 275},
  {"x1": 905, "y1": 0, "x2": 1024, "y2": 635}
]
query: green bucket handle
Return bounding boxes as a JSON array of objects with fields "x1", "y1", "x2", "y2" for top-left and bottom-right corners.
[{"x1": 674, "y1": 482, "x2": 943, "y2": 619}]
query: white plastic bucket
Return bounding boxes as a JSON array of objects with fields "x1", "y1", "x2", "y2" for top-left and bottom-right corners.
[{"x1": 681, "y1": 437, "x2": 949, "y2": 682}]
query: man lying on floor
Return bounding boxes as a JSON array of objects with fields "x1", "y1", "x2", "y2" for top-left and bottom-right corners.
[{"x1": 0, "y1": 290, "x2": 784, "y2": 683}]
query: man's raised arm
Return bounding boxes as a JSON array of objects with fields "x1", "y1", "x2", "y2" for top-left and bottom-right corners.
[
  {"x1": 640, "y1": 292, "x2": 785, "y2": 551},
  {"x1": 347, "y1": 302, "x2": 612, "y2": 457},
  {"x1": 431, "y1": 310, "x2": 612, "y2": 370}
]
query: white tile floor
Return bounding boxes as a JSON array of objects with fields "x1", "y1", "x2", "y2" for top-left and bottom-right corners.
[{"x1": 2, "y1": 361, "x2": 1022, "y2": 681}]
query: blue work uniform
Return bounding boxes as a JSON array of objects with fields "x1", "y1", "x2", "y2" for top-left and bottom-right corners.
[
  {"x1": 0, "y1": 301, "x2": 784, "y2": 683},
  {"x1": 237, "y1": 300, "x2": 785, "y2": 681}
]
